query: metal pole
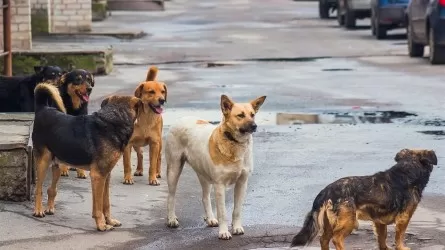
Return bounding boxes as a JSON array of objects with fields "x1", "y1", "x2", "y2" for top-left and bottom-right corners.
[{"x1": 3, "y1": 0, "x2": 12, "y2": 76}]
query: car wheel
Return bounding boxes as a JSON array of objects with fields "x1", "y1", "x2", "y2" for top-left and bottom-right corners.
[
  {"x1": 319, "y1": 0, "x2": 330, "y2": 19},
  {"x1": 375, "y1": 23, "x2": 387, "y2": 40},
  {"x1": 344, "y1": 0, "x2": 356, "y2": 29},
  {"x1": 407, "y1": 22, "x2": 424, "y2": 57},
  {"x1": 429, "y1": 27, "x2": 445, "y2": 64}
]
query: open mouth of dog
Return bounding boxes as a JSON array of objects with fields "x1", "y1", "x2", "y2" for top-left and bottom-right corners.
[
  {"x1": 149, "y1": 104, "x2": 164, "y2": 114},
  {"x1": 75, "y1": 90, "x2": 90, "y2": 103}
]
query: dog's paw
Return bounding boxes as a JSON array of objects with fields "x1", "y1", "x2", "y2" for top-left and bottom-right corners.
[
  {"x1": 76, "y1": 172, "x2": 87, "y2": 179},
  {"x1": 60, "y1": 170, "x2": 69, "y2": 177},
  {"x1": 167, "y1": 217, "x2": 179, "y2": 228},
  {"x1": 97, "y1": 224, "x2": 114, "y2": 232},
  {"x1": 204, "y1": 217, "x2": 219, "y2": 227},
  {"x1": 149, "y1": 179, "x2": 160, "y2": 186},
  {"x1": 133, "y1": 170, "x2": 143, "y2": 176},
  {"x1": 123, "y1": 178, "x2": 134, "y2": 185},
  {"x1": 44, "y1": 208, "x2": 55, "y2": 215},
  {"x1": 106, "y1": 218, "x2": 122, "y2": 227},
  {"x1": 33, "y1": 210, "x2": 45, "y2": 217},
  {"x1": 218, "y1": 230, "x2": 232, "y2": 240},
  {"x1": 232, "y1": 226, "x2": 244, "y2": 235}
]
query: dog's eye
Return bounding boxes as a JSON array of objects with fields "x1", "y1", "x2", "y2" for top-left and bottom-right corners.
[
  {"x1": 161, "y1": 90, "x2": 165, "y2": 94},
  {"x1": 237, "y1": 113, "x2": 245, "y2": 118},
  {"x1": 251, "y1": 113, "x2": 255, "y2": 118},
  {"x1": 149, "y1": 90, "x2": 155, "y2": 94}
]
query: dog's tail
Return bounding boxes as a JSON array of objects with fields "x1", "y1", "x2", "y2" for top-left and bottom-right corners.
[
  {"x1": 290, "y1": 200, "x2": 330, "y2": 247},
  {"x1": 34, "y1": 83, "x2": 66, "y2": 114},
  {"x1": 146, "y1": 66, "x2": 158, "y2": 81}
]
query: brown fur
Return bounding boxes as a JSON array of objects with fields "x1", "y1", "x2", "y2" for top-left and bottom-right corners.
[
  {"x1": 103, "y1": 66, "x2": 166, "y2": 185},
  {"x1": 32, "y1": 89, "x2": 141, "y2": 231},
  {"x1": 209, "y1": 95, "x2": 266, "y2": 166}
]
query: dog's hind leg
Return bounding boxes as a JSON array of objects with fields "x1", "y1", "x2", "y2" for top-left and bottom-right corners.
[
  {"x1": 373, "y1": 222, "x2": 391, "y2": 250},
  {"x1": 166, "y1": 150, "x2": 185, "y2": 228},
  {"x1": 103, "y1": 173, "x2": 121, "y2": 227},
  {"x1": 148, "y1": 141, "x2": 161, "y2": 185},
  {"x1": 123, "y1": 145, "x2": 134, "y2": 184},
  {"x1": 45, "y1": 164, "x2": 61, "y2": 215},
  {"x1": 90, "y1": 165, "x2": 113, "y2": 231},
  {"x1": 214, "y1": 184, "x2": 231, "y2": 240},
  {"x1": 133, "y1": 146, "x2": 144, "y2": 176},
  {"x1": 33, "y1": 148, "x2": 52, "y2": 217},
  {"x1": 197, "y1": 173, "x2": 218, "y2": 227},
  {"x1": 232, "y1": 173, "x2": 248, "y2": 236},
  {"x1": 59, "y1": 164, "x2": 70, "y2": 177}
]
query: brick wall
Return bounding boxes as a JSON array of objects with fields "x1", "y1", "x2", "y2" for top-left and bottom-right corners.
[
  {"x1": 51, "y1": 0, "x2": 92, "y2": 33},
  {"x1": 31, "y1": 0, "x2": 50, "y2": 35},
  {"x1": 0, "y1": 0, "x2": 32, "y2": 50}
]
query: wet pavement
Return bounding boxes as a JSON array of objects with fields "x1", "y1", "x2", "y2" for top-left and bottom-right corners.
[{"x1": 2, "y1": 0, "x2": 445, "y2": 249}]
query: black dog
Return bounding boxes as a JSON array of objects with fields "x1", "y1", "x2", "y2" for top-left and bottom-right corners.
[{"x1": 0, "y1": 65, "x2": 64, "y2": 112}]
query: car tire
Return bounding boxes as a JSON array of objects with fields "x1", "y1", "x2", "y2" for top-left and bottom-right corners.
[
  {"x1": 319, "y1": 0, "x2": 330, "y2": 19},
  {"x1": 429, "y1": 27, "x2": 445, "y2": 65},
  {"x1": 344, "y1": 0, "x2": 356, "y2": 29},
  {"x1": 407, "y1": 22, "x2": 424, "y2": 57},
  {"x1": 375, "y1": 24, "x2": 387, "y2": 39}
]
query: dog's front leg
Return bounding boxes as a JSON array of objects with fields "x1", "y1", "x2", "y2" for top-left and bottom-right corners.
[
  {"x1": 148, "y1": 141, "x2": 161, "y2": 185},
  {"x1": 103, "y1": 173, "x2": 121, "y2": 227},
  {"x1": 122, "y1": 145, "x2": 134, "y2": 184},
  {"x1": 232, "y1": 173, "x2": 248, "y2": 235},
  {"x1": 214, "y1": 184, "x2": 231, "y2": 240},
  {"x1": 90, "y1": 167, "x2": 112, "y2": 231}
]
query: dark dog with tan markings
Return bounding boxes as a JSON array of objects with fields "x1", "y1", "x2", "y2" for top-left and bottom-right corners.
[
  {"x1": 290, "y1": 149, "x2": 438, "y2": 250},
  {"x1": 102, "y1": 66, "x2": 166, "y2": 185},
  {"x1": 32, "y1": 83, "x2": 141, "y2": 231},
  {"x1": 49, "y1": 69, "x2": 95, "y2": 179}
]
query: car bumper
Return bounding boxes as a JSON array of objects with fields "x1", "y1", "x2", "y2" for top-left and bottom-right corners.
[{"x1": 378, "y1": 6, "x2": 406, "y2": 25}]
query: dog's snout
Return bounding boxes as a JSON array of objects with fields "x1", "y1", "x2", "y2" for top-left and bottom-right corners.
[
  {"x1": 250, "y1": 123, "x2": 257, "y2": 131},
  {"x1": 87, "y1": 87, "x2": 93, "y2": 94},
  {"x1": 159, "y1": 98, "x2": 165, "y2": 105}
]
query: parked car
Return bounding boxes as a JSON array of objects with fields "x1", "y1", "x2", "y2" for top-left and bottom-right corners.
[
  {"x1": 337, "y1": 0, "x2": 372, "y2": 29},
  {"x1": 370, "y1": 0, "x2": 409, "y2": 39},
  {"x1": 319, "y1": 0, "x2": 338, "y2": 19},
  {"x1": 406, "y1": 0, "x2": 445, "y2": 64}
]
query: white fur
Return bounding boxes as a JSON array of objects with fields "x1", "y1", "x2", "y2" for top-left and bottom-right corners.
[{"x1": 165, "y1": 116, "x2": 253, "y2": 240}]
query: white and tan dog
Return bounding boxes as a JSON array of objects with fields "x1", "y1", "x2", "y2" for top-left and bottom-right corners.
[{"x1": 165, "y1": 94, "x2": 266, "y2": 240}]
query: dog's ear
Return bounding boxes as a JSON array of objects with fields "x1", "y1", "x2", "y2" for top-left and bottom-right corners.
[
  {"x1": 394, "y1": 149, "x2": 410, "y2": 162},
  {"x1": 421, "y1": 150, "x2": 438, "y2": 165},
  {"x1": 250, "y1": 96, "x2": 266, "y2": 113},
  {"x1": 34, "y1": 66, "x2": 43, "y2": 74},
  {"x1": 134, "y1": 83, "x2": 144, "y2": 98},
  {"x1": 163, "y1": 83, "x2": 167, "y2": 102},
  {"x1": 101, "y1": 97, "x2": 110, "y2": 108},
  {"x1": 220, "y1": 95, "x2": 234, "y2": 116}
]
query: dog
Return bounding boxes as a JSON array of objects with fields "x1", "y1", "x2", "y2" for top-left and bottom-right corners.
[
  {"x1": 0, "y1": 65, "x2": 63, "y2": 112},
  {"x1": 290, "y1": 148, "x2": 438, "y2": 250},
  {"x1": 32, "y1": 83, "x2": 142, "y2": 231},
  {"x1": 165, "y1": 94, "x2": 266, "y2": 240},
  {"x1": 51, "y1": 69, "x2": 95, "y2": 179},
  {"x1": 104, "y1": 66, "x2": 165, "y2": 185}
]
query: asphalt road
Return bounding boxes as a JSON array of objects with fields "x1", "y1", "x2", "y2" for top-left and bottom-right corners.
[{"x1": 2, "y1": 0, "x2": 445, "y2": 249}]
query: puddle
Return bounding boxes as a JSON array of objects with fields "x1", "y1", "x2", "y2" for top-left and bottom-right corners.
[
  {"x1": 276, "y1": 111, "x2": 417, "y2": 125},
  {"x1": 417, "y1": 130, "x2": 445, "y2": 140},
  {"x1": 322, "y1": 68, "x2": 354, "y2": 72}
]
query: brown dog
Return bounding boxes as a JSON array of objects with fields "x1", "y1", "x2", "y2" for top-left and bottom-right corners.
[
  {"x1": 291, "y1": 148, "x2": 438, "y2": 250},
  {"x1": 32, "y1": 83, "x2": 141, "y2": 231},
  {"x1": 102, "y1": 66, "x2": 166, "y2": 185}
]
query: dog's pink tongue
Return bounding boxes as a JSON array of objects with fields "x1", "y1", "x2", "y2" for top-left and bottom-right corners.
[
  {"x1": 82, "y1": 94, "x2": 89, "y2": 102},
  {"x1": 155, "y1": 106, "x2": 163, "y2": 114}
]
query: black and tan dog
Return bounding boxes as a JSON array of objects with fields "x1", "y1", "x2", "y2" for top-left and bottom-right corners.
[
  {"x1": 32, "y1": 83, "x2": 142, "y2": 231},
  {"x1": 290, "y1": 149, "x2": 437, "y2": 250},
  {"x1": 50, "y1": 69, "x2": 95, "y2": 179},
  {"x1": 0, "y1": 65, "x2": 64, "y2": 112}
]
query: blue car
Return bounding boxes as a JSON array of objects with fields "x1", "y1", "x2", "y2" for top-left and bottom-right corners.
[
  {"x1": 406, "y1": 0, "x2": 445, "y2": 64},
  {"x1": 371, "y1": 0, "x2": 409, "y2": 39}
]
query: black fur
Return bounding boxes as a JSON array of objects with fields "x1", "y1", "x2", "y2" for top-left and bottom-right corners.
[
  {"x1": 290, "y1": 149, "x2": 437, "y2": 247},
  {"x1": 33, "y1": 85, "x2": 136, "y2": 166},
  {"x1": 0, "y1": 66, "x2": 63, "y2": 112},
  {"x1": 58, "y1": 69, "x2": 95, "y2": 116}
]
